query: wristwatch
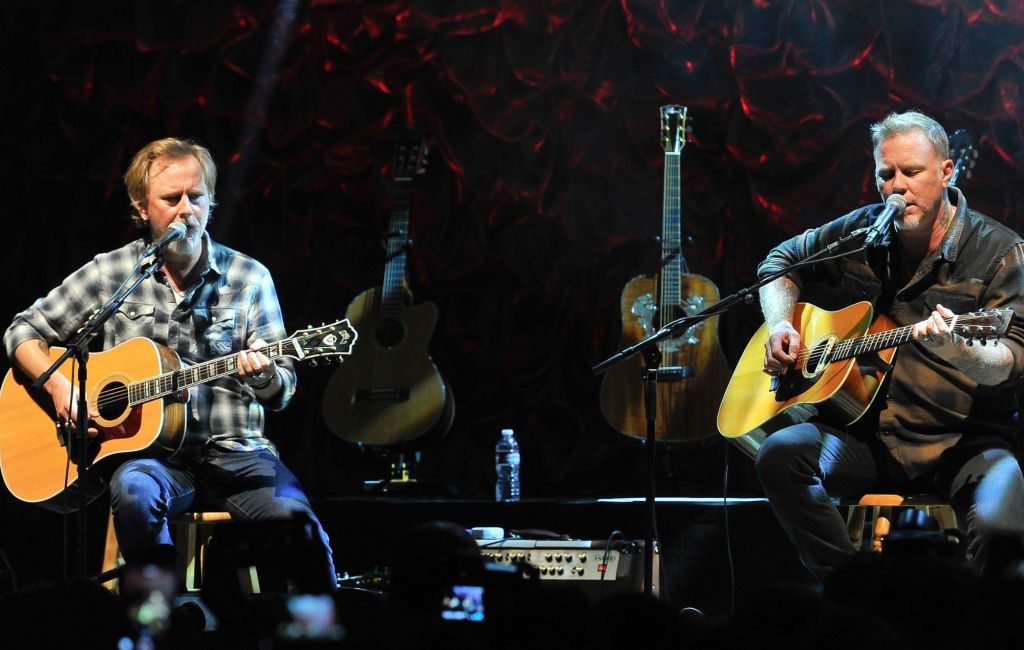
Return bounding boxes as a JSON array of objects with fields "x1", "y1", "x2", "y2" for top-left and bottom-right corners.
[{"x1": 246, "y1": 368, "x2": 276, "y2": 390}]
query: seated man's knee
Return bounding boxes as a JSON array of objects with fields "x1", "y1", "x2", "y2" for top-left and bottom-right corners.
[
  {"x1": 971, "y1": 451, "x2": 1024, "y2": 531},
  {"x1": 110, "y1": 463, "x2": 163, "y2": 511},
  {"x1": 755, "y1": 425, "x2": 820, "y2": 483}
]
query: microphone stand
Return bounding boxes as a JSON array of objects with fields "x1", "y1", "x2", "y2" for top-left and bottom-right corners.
[
  {"x1": 592, "y1": 225, "x2": 874, "y2": 597},
  {"x1": 31, "y1": 252, "x2": 169, "y2": 579}
]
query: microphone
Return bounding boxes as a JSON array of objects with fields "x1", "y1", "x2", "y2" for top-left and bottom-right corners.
[
  {"x1": 863, "y1": 194, "x2": 907, "y2": 249},
  {"x1": 142, "y1": 222, "x2": 188, "y2": 258}
]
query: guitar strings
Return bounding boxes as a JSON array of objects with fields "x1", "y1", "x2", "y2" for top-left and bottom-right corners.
[
  {"x1": 787, "y1": 314, "x2": 979, "y2": 368},
  {"x1": 85, "y1": 338, "x2": 296, "y2": 410}
]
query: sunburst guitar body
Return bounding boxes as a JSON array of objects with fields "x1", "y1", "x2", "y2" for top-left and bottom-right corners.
[{"x1": 600, "y1": 105, "x2": 730, "y2": 441}]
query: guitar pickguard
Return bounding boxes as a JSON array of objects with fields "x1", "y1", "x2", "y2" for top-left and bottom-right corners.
[
  {"x1": 630, "y1": 293, "x2": 706, "y2": 350},
  {"x1": 773, "y1": 370, "x2": 822, "y2": 402}
]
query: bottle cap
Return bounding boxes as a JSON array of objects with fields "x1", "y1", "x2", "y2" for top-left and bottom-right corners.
[{"x1": 501, "y1": 428, "x2": 514, "y2": 436}]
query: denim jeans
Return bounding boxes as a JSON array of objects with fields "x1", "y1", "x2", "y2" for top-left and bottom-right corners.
[
  {"x1": 755, "y1": 422, "x2": 1024, "y2": 580},
  {"x1": 109, "y1": 446, "x2": 336, "y2": 588}
]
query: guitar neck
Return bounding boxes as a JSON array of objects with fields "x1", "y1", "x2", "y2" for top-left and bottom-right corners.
[
  {"x1": 127, "y1": 337, "x2": 300, "y2": 405},
  {"x1": 382, "y1": 177, "x2": 412, "y2": 318},
  {"x1": 660, "y1": 151, "x2": 685, "y2": 328},
  {"x1": 825, "y1": 317, "x2": 950, "y2": 363}
]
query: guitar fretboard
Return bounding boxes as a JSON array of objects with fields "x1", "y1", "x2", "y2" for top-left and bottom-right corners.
[
  {"x1": 827, "y1": 322, "x2": 920, "y2": 363},
  {"x1": 381, "y1": 177, "x2": 411, "y2": 320},
  {"x1": 127, "y1": 338, "x2": 301, "y2": 405},
  {"x1": 805, "y1": 313, "x2": 1004, "y2": 367},
  {"x1": 660, "y1": 150, "x2": 684, "y2": 330}
]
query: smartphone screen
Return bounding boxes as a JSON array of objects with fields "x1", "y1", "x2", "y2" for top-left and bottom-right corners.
[{"x1": 440, "y1": 584, "x2": 485, "y2": 622}]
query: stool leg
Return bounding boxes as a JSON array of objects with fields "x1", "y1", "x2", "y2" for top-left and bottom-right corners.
[
  {"x1": 101, "y1": 507, "x2": 122, "y2": 592},
  {"x1": 929, "y1": 505, "x2": 958, "y2": 532},
  {"x1": 872, "y1": 506, "x2": 892, "y2": 553},
  {"x1": 238, "y1": 566, "x2": 260, "y2": 593},
  {"x1": 183, "y1": 522, "x2": 200, "y2": 592}
]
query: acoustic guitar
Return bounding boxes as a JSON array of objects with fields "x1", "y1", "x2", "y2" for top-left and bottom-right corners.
[
  {"x1": 322, "y1": 134, "x2": 454, "y2": 446},
  {"x1": 600, "y1": 105, "x2": 731, "y2": 441},
  {"x1": 0, "y1": 320, "x2": 357, "y2": 505},
  {"x1": 717, "y1": 302, "x2": 1011, "y2": 454},
  {"x1": 719, "y1": 128, "x2": 979, "y2": 459},
  {"x1": 948, "y1": 128, "x2": 977, "y2": 188}
]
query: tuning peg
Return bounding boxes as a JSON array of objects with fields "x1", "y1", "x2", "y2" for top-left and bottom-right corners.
[
  {"x1": 310, "y1": 359, "x2": 318, "y2": 367},
  {"x1": 966, "y1": 338, "x2": 974, "y2": 347},
  {"x1": 981, "y1": 338, "x2": 988, "y2": 346}
]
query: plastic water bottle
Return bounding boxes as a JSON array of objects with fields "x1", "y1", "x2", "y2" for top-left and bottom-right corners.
[{"x1": 495, "y1": 429, "x2": 521, "y2": 502}]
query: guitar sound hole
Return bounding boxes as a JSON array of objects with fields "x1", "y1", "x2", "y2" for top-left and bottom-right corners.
[
  {"x1": 376, "y1": 319, "x2": 406, "y2": 348},
  {"x1": 97, "y1": 382, "x2": 129, "y2": 420}
]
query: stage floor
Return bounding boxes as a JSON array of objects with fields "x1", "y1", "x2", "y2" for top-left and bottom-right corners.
[
  {"x1": 315, "y1": 495, "x2": 813, "y2": 615},
  {"x1": 0, "y1": 493, "x2": 814, "y2": 617}
]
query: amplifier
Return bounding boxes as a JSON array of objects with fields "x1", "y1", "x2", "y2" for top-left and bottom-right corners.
[{"x1": 475, "y1": 539, "x2": 658, "y2": 598}]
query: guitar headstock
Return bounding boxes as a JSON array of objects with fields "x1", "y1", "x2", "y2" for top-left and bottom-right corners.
[
  {"x1": 948, "y1": 128, "x2": 977, "y2": 188},
  {"x1": 394, "y1": 132, "x2": 428, "y2": 181},
  {"x1": 660, "y1": 105, "x2": 689, "y2": 154},
  {"x1": 288, "y1": 319, "x2": 359, "y2": 363},
  {"x1": 952, "y1": 308, "x2": 1013, "y2": 345}
]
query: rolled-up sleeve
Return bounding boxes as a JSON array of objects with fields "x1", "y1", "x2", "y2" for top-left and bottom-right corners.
[
  {"x1": 4, "y1": 259, "x2": 105, "y2": 359},
  {"x1": 246, "y1": 268, "x2": 296, "y2": 411},
  {"x1": 982, "y1": 242, "x2": 1024, "y2": 386}
]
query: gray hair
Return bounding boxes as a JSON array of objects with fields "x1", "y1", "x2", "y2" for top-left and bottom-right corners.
[{"x1": 870, "y1": 110, "x2": 949, "y2": 159}]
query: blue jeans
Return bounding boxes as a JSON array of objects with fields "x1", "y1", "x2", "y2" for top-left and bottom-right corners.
[
  {"x1": 109, "y1": 446, "x2": 336, "y2": 588},
  {"x1": 755, "y1": 422, "x2": 1024, "y2": 580}
]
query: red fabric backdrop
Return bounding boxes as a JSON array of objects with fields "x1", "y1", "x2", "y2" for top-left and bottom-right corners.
[{"x1": 2, "y1": 1, "x2": 1024, "y2": 513}]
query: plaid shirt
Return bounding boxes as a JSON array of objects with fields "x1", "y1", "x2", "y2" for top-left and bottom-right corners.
[
  {"x1": 4, "y1": 234, "x2": 297, "y2": 460},
  {"x1": 758, "y1": 188, "x2": 1024, "y2": 477}
]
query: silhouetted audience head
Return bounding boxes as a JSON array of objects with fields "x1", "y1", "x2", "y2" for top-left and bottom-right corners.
[
  {"x1": 388, "y1": 519, "x2": 483, "y2": 614},
  {"x1": 825, "y1": 551, "x2": 1020, "y2": 650}
]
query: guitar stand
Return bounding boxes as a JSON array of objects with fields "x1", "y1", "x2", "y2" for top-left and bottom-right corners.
[
  {"x1": 362, "y1": 451, "x2": 418, "y2": 492},
  {"x1": 594, "y1": 214, "x2": 880, "y2": 600},
  {"x1": 639, "y1": 343, "x2": 663, "y2": 597},
  {"x1": 360, "y1": 450, "x2": 458, "y2": 497}
]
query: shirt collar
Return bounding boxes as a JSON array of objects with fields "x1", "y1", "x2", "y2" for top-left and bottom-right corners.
[
  {"x1": 939, "y1": 186, "x2": 968, "y2": 263},
  {"x1": 202, "y1": 231, "x2": 226, "y2": 277}
]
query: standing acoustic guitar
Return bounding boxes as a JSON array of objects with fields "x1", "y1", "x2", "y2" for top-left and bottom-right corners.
[
  {"x1": 600, "y1": 105, "x2": 730, "y2": 441},
  {"x1": 322, "y1": 134, "x2": 454, "y2": 446}
]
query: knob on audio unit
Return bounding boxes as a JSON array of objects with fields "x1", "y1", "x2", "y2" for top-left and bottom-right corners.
[{"x1": 475, "y1": 538, "x2": 656, "y2": 598}]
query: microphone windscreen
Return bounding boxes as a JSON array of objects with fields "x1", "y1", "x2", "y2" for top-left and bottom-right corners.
[{"x1": 885, "y1": 193, "x2": 907, "y2": 215}]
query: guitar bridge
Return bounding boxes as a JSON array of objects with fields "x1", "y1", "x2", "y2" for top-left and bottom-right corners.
[
  {"x1": 55, "y1": 420, "x2": 69, "y2": 447},
  {"x1": 355, "y1": 388, "x2": 411, "y2": 402},
  {"x1": 656, "y1": 366, "x2": 694, "y2": 381}
]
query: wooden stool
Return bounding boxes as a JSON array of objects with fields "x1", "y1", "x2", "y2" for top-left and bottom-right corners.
[
  {"x1": 841, "y1": 494, "x2": 958, "y2": 552},
  {"x1": 102, "y1": 508, "x2": 258, "y2": 593}
]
